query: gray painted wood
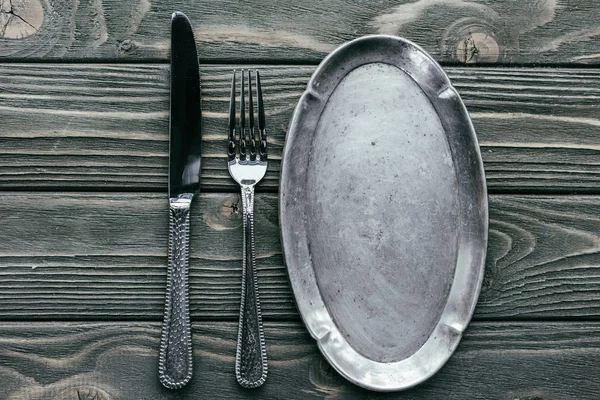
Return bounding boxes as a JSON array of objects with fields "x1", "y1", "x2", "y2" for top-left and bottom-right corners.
[
  {"x1": 1, "y1": 0, "x2": 600, "y2": 64},
  {"x1": 0, "y1": 192, "x2": 598, "y2": 320},
  {"x1": 1, "y1": 64, "x2": 599, "y2": 193},
  {"x1": 1, "y1": 0, "x2": 598, "y2": 397},
  {"x1": 1, "y1": 321, "x2": 599, "y2": 399}
]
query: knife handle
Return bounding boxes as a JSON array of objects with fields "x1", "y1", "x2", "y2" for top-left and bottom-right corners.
[
  {"x1": 159, "y1": 198, "x2": 193, "y2": 389},
  {"x1": 236, "y1": 185, "x2": 268, "y2": 388}
]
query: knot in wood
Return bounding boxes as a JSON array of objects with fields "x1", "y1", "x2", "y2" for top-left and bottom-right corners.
[
  {"x1": 52, "y1": 387, "x2": 112, "y2": 400},
  {"x1": 0, "y1": 0, "x2": 44, "y2": 39},
  {"x1": 116, "y1": 39, "x2": 137, "y2": 54},
  {"x1": 456, "y1": 31, "x2": 500, "y2": 64},
  {"x1": 441, "y1": 17, "x2": 504, "y2": 64}
]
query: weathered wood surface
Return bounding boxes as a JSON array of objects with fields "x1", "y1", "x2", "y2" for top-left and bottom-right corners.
[
  {"x1": 1, "y1": 64, "x2": 599, "y2": 193},
  {"x1": 2, "y1": 1, "x2": 600, "y2": 397},
  {"x1": 1, "y1": 321, "x2": 599, "y2": 399},
  {"x1": 1, "y1": 0, "x2": 600, "y2": 64},
  {"x1": 0, "y1": 192, "x2": 598, "y2": 321}
]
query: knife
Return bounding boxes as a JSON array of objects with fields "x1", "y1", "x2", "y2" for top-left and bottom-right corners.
[{"x1": 158, "y1": 11, "x2": 202, "y2": 390}]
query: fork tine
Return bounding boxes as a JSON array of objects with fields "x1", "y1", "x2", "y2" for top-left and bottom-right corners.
[
  {"x1": 248, "y1": 70, "x2": 257, "y2": 161},
  {"x1": 228, "y1": 71, "x2": 237, "y2": 161},
  {"x1": 256, "y1": 71, "x2": 267, "y2": 161},
  {"x1": 239, "y1": 70, "x2": 247, "y2": 161}
]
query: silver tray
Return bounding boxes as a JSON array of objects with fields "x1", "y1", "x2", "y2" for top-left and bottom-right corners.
[{"x1": 279, "y1": 35, "x2": 488, "y2": 392}]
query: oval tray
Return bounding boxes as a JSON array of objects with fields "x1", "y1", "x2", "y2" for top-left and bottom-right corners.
[{"x1": 279, "y1": 35, "x2": 488, "y2": 391}]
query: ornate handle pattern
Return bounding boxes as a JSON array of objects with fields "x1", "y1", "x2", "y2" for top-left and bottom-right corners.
[
  {"x1": 159, "y1": 199, "x2": 193, "y2": 389},
  {"x1": 235, "y1": 186, "x2": 268, "y2": 388}
]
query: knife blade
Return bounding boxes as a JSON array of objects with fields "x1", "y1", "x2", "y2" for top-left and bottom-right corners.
[{"x1": 158, "y1": 11, "x2": 202, "y2": 390}]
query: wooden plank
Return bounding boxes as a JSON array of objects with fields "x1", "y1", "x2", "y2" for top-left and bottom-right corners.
[
  {"x1": 1, "y1": 0, "x2": 600, "y2": 64},
  {"x1": 1, "y1": 64, "x2": 599, "y2": 193},
  {"x1": 1, "y1": 320, "x2": 599, "y2": 399},
  {"x1": 0, "y1": 192, "x2": 598, "y2": 320}
]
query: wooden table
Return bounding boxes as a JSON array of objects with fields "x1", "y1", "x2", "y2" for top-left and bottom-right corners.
[{"x1": 1, "y1": 1, "x2": 599, "y2": 399}]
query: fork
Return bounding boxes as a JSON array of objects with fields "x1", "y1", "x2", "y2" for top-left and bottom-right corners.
[{"x1": 228, "y1": 69, "x2": 268, "y2": 388}]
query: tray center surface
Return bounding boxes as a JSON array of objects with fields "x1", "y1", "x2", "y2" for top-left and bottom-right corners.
[{"x1": 305, "y1": 62, "x2": 459, "y2": 363}]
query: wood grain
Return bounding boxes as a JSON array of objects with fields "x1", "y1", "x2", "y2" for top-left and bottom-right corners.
[
  {"x1": 1, "y1": 1, "x2": 598, "y2": 397},
  {"x1": 1, "y1": 320, "x2": 599, "y2": 399},
  {"x1": 1, "y1": 64, "x2": 599, "y2": 193},
  {"x1": 1, "y1": 0, "x2": 600, "y2": 64},
  {"x1": 0, "y1": 192, "x2": 598, "y2": 320}
]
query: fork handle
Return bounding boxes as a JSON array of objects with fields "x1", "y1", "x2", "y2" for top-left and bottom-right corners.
[
  {"x1": 236, "y1": 185, "x2": 268, "y2": 388},
  {"x1": 159, "y1": 198, "x2": 193, "y2": 389}
]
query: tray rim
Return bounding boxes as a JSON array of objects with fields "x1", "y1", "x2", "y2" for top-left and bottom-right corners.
[{"x1": 279, "y1": 34, "x2": 488, "y2": 392}]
